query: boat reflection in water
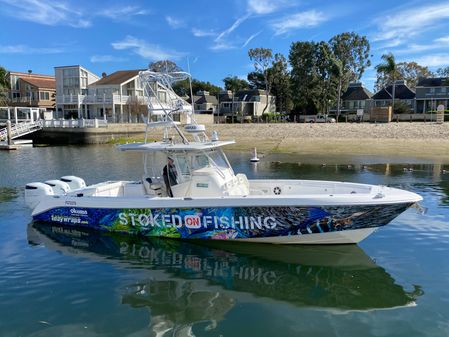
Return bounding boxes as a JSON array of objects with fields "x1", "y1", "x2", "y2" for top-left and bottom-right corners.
[{"x1": 28, "y1": 222, "x2": 422, "y2": 336}]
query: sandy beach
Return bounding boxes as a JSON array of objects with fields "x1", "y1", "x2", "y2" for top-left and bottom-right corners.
[
  {"x1": 210, "y1": 123, "x2": 449, "y2": 159},
  {"x1": 109, "y1": 122, "x2": 449, "y2": 162}
]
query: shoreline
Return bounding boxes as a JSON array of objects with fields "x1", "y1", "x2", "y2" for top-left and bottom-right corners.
[{"x1": 34, "y1": 122, "x2": 449, "y2": 162}]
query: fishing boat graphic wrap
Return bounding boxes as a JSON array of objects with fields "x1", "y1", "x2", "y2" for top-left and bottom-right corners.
[{"x1": 33, "y1": 203, "x2": 412, "y2": 239}]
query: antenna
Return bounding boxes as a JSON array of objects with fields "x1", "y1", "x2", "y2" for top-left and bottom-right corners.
[{"x1": 187, "y1": 58, "x2": 195, "y2": 115}]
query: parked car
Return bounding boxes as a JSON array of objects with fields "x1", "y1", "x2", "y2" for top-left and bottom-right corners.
[{"x1": 305, "y1": 113, "x2": 336, "y2": 123}]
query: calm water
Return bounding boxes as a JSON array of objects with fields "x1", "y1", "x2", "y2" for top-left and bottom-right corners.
[{"x1": 1, "y1": 146, "x2": 449, "y2": 336}]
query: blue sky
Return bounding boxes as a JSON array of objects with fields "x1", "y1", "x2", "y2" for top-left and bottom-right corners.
[{"x1": 1, "y1": 0, "x2": 449, "y2": 91}]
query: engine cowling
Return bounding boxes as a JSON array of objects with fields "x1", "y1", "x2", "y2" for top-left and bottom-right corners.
[
  {"x1": 25, "y1": 182, "x2": 54, "y2": 209},
  {"x1": 45, "y1": 180, "x2": 70, "y2": 194},
  {"x1": 60, "y1": 176, "x2": 86, "y2": 190}
]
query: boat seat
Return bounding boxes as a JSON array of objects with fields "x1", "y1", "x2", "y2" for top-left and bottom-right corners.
[{"x1": 143, "y1": 177, "x2": 163, "y2": 196}]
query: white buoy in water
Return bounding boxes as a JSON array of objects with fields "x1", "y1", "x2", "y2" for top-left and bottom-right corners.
[{"x1": 250, "y1": 148, "x2": 260, "y2": 162}]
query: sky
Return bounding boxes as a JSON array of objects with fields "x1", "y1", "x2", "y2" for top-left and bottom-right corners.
[{"x1": 1, "y1": 0, "x2": 449, "y2": 91}]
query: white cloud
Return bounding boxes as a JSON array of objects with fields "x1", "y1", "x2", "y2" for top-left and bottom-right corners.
[
  {"x1": 435, "y1": 35, "x2": 449, "y2": 44},
  {"x1": 392, "y1": 36, "x2": 449, "y2": 55},
  {"x1": 192, "y1": 28, "x2": 217, "y2": 37},
  {"x1": 210, "y1": 41, "x2": 237, "y2": 52},
  {"x1": 241, "y1": 31, "x2": 262, "y2": 48},
  {"x1": 372, "y1": 39, "x2": 402, "y2": 51},
  {"x1": 210, "y1": 14, "x2": 251, "y2": 51},
  {"x1": 90, "y1": 55, "x2": 126, "y2": 63},
  {"x1": 215, "y1": 14, "x2": 251, "y2": 42},
  {"x1": 0, "y1": 44, "x2": 63, "y2": 54},
  {"x1": 247, "y1": 0, "x2": 293, "y2": 15},
  {"x1": 99, "y1": 6, "x2": 150, "y2": 20},
  {"x1": 271, "y1": 10, "x2": 327, "y2": 35},
  {"x1": 165, "y1": 16, "x2": 185, "y2": 29},
  {"x1": 411, "y1": 54, "x2": 449, "y2": 67},
  {"x1": 111, "y1": 35, "x2": 186, "y2": 61},
  {"x1": 373, "y1": 2, "x2": 449, "y2": 43},
  {"x1": 0, "y1": 0, "x2": 90, "y2": 28}
]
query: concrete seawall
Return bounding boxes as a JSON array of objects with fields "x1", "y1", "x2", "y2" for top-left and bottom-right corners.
[{"x1": 32, "y1": 124, "x2": 148, "y2": 145}]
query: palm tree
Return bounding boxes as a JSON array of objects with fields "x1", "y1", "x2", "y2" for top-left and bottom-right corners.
[{"x1": 375, "y1": 53, "x2": 398, "y2": 113}]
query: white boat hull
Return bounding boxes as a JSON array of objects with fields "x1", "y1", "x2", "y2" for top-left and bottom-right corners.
[{"x1": 236, "y1": 228, "x2": 377, "y2": 244}]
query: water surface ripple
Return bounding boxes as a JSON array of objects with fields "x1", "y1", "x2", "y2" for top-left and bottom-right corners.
[{"x1": 1, "y1": 146, "x2": 449, "y2": 336}]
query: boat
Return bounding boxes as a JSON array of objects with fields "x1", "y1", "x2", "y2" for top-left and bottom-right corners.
[{"x1": 24, "y1": 69, "x2": 423, "y2": 244}]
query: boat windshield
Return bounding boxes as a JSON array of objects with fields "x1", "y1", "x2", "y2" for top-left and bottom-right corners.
[{"x1": 192, "y1": 149, "x2": 230, "y2": 171}]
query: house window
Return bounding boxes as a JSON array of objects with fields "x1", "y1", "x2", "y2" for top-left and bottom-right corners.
[
  {"x1": 441, "y1": 87, "x2": 447, "y2": 94},
  {"x1": 39, "y1": 91, "x2": 50, "y2": 100},
  {"x1": 430, "y1": 88, "x2": 435, "y2": 94},
  {"x1": 63, "y1": 68, "x2": 78, "y2": 77}
]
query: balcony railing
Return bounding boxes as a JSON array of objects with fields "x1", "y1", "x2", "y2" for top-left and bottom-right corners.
[
  {"x1": 42, "y1": 118, "x2": 108, "y2": 128},
  {"x1": 56, "y1": 94, "x2": 155, "y2": 105}
]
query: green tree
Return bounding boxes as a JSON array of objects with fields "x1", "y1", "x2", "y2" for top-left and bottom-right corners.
[
  {"x1": 289, "y1": 41, "x2": 322, "y2": 115},
  {"x1": 376, "y1": 61, "x2": 433, "y2": 90},
  {"x1": 149, "y1": 60, "x2": 182, "y2": 73},
  {"x1": 394, "y1": 101, "x2": 411, "y2": 114},
  {"x1": 268, "y1": 53, "x2": 292, "y2": 113},
  {"x1": 314, "y1": 42, "x2": 341, "y2": 114},
  {"x1": 247, "y1": 71, "x2": 265, "y2": 90},
  {"x1": 436, "y1": 66, "x2": 449, "y2": 77},
  {"x1": 248, "y1": 48, "x2": 274, "y2": 114},
  {"x1": 375, "y1": 53, "x2": 398, "y2": 112},
  {"x1": 173, "y1": 79, "x2": 222, "y2": 97},
  {"x1": 0, "y1": 66, "x2": 9, "y2": 105},
  {"x1": 223, "y1": 76, "x2": 249, "y2": 92},
  {"x1": 329, "y1": 32, "x2": 371, "y2": 120}
]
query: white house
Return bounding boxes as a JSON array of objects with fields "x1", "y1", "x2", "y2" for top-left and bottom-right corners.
[
  {"x1": 55, "y1": 65, "x2": 100, "y2": 119},
  {"x1": 55, "y1": 66, "x2": 187, "y2": 122}
]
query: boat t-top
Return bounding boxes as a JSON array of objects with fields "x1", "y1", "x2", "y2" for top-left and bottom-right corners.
[{"x1": 25, "y1": 69, "x2": 423, "y2": 244}]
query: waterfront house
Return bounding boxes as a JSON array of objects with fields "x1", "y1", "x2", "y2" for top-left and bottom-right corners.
[
  {"x1": 340, "y1": 82, "x2": 373, "y2": 115},
  {"x1": 55, "y1": 65, "x2": 100, "y2": 119},
  {"x1": 87, "y1": 70, "x2": 146, "y2": 123},
  {"x1": 6, "y1": 71, "x2": 56, "y2": 110},
  {"x1": 372, "y1": 80, "x2": 415, "y2": 113},
  {"x1": 218, "y1": 89, "x2": 275, "y2": 120},
  {"x1": 187, "y1": 91, "x2": 218, "y2": 114},
  {"x1": 415, "y1": 77, "x2": 449, "y2": 113},
  {"x1": 55, "y1": 66, "x2": 185, "y2": 122}
]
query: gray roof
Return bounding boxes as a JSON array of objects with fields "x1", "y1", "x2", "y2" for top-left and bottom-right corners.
[
  {"x1": 416, "y1": 77, "x2": 449, "y2": 87},
  {"x1": 187, "y1": 94, "x2": 218, "y2": 105},
  {"x1": 341, "y1": 84, "x2": 373, "y2": 100},
  {"x1": 372, "y1": 83, "x2": 415, "y2": 100}
]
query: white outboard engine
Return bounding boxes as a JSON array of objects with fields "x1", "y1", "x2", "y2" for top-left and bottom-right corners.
[
  {"x1": 60, "y1": 176, "x2": 86, "y2": 190},
  {"x1": 45, "y1": 180, "x2": 70, "y2": 195},
  {"x1": 25, "y1": 182, "x2": 54, "y2": 209}
]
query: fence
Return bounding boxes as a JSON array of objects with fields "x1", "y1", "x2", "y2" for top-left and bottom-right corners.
[{"x1": 42, "y1": 118, "x2": 108, "y2": 128}]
